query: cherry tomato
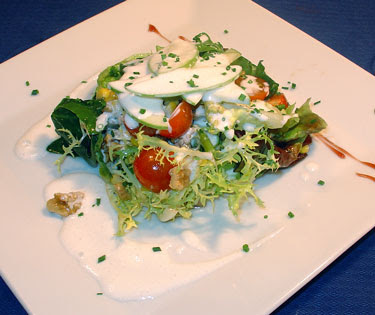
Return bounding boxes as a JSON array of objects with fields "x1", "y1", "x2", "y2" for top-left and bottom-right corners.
[
  {"x1": 267, "y1": 93, "x2": 288, "y2": 109},
  {"x1": 159, "y1": 101, "x2": 193, "y2": 138},
  {"x1": 236, "y1": 75, "x2": 269, "y2": 101},
  {"x1": 133, "y1": 147, "x2": 174, "y2": 192},
  {"x1": 125, "y1": 123, "x2": 157, "y2": 137}
]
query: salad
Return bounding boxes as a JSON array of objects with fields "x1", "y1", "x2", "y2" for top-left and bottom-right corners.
[{"x1": 46, "y1": 31, "x2": 326, "y2": 235}]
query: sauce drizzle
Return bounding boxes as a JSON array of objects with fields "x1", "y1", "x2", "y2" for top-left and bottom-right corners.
[
  {"x1": 148, "y1": 24, "x2": 171, "y2": 43},
  {"x1": 314, "y1": 133, "x2": 375, "y2": 183}
]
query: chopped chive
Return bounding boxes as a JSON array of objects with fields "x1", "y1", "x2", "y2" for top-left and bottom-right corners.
[
  {"x1": 193, "y1": 74, "x2": 199, "y2": 78},
  {"x1": 161, "y1": 54, "x2": 167, "y2": 60},
  {"x1": 31, "y1": 89, "x2": 39, "y2": 95},
  {"x1": 288, "y1": 211, "x2": 295, "y2": 218},
  {"x1": 46, "y1": 124, "x2": 51, "y2": 128},
  {"x1": 169, "y1": 80, "x2": 174, "y2": 83},
  {"x1": 231, "y1": 68, "x2": 236, "y2": 72},
  {"x1": 124, "y1": 82, "x2": 133, "y2": 87},
  {"x1": 217, "y1": 61, "x2": 222, "y2": 65},
  {"x1": 224, "y1": 29, "x2": 229, "y2": 34},
  {"x1": 78, "y1": 212, "x2": 84, "y2": 217},
  {"x1": 238, "y1": 94, "x2": 246, "y2": 101},
  {"x1": 175, "y1": 57, "x2": 180, "y2": 62},
  {"x1": 222, "y1": 117, "x2": 226, "y2": 121},
  {"x1": 247, "y1": 79, "x2": 253, "y2": 84},
  {"x1": 224, "y1": 126, "x2": 229, "y2": 131},
  {"x1": 187, "y1": 79, "x2": 198, "y2": 87},
  {"x1": 128, "y1": 76, "x2": 135, "y2": 80},
  {"x1": 226, "y1": 66, "x2": 230, "y2": 71},
  {"x1": 139, "y1": 108, "x2": 146, "y2": 114},
  {"x1": 96, "y1": 198, "x2": 101, "y2": 206},
  {"x1": 221, "y1": 72, "x2": 227, "y2": 75},
  {"x1": 242, "y1": 244, "x2": 249, "y2": 252},
  {"x1": 25, "y1": 81, "x2": 30, "y2": 86},
  {"x1": 318, "y1": 180, "x2": 325, "y2": 186},
  {"x1": 168, "y1": 53, "x2": 176, "y2": 58},
  {"x1": 133, "y1": 71, "x2": 140, "y2": 75},
  {"x1": 264, "y1": 215, "x2": 268, "y2": 219},
  {"x1": 163, "y1": 117, "x2": 167, "y2": 122},
  {"x1": 97, "y1": 255, "x2": 106, "y2": 263},
  {"x1": 313, "y1": 100, "x2": 321, "y2": 105},
  {"x1": 291, "y1": 83, "x2": 296, "y2": 89},
  {"x1": 96, "y1": 293, "x2": 103, "y2": 296},
  {"x1": 81, "y1": 80, "x2": 87, "y2": 83},
  {"x1": 281, "y1": 86, "x2": 289, "y2": 90},
  {"x1": 152, "y1": 246, "x2": 161, "y2": 252},
  {"x1": 162, "y1": 61, "x2": 168, "y2": 66}
]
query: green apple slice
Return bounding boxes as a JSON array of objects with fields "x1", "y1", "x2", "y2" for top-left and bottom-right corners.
[
  {"x1": 118, "y1": 92, "x2": 168, "y2": 129},
  {"x1": 202, "y1": 82, "x2": 250, "y2": 105},
  {"x1": 126, "y1": 65, "x2": 242, "y2": 97},
  {"x1": 195, "y1": 49, "x2": 241, "y2": 68},
  {"x1": 182, "y1": 91, "x2": 203, "y2": 105},
  {"x1": 148, "y1": 38, "x2": 199, "y2": 74}
]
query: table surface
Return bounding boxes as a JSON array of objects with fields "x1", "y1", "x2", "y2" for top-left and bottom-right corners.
[{"x1": 1, "y1": 0, "x2": 374, "y2": 314}]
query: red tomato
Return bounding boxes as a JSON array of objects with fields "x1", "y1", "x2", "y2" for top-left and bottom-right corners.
[
  {"x1": 159, "y1": 101, "x2": 193, "y2": 138},
  {"x1": 124, "y1": 121, "x2": 157, "y2": 137},
  {"x1": 133, "y1": 147, "x2": 174, "y2": 192},
  {"x1": 236, "y1": 76, "x2": 269, "y2": 101},
  {"x1": 267, "y1": 93, "x2": 288, "y2": 109}
]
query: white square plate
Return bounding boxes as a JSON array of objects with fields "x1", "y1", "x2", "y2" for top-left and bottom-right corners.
[{"x1": 1, "y1": 0, "x2": 374, "y2": 314}]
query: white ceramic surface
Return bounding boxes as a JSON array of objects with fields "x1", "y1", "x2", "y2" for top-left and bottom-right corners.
[{"x1": 1, "y1": 0, "x2": 374, "y2": 314}]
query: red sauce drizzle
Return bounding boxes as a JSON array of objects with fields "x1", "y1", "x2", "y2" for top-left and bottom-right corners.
[
  {"x1": 148, "y1": 24, "x2": 171, "y2": 43},
  {"x1": 356, "y1": 173, "x2": 375, "y2": 182},
  {"x1": 178, "y1": 35, "x2": 188, "y2": 41},
  {"x1": 313, "y1": 133, "x2": 375, "y2": 182}
]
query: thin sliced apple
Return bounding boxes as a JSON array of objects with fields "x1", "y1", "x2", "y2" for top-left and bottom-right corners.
[
  {"x1": 126, "y1": 65, "x2": 242, "y2": 97},
  {"x1": 148, "y1": 38, "x2": 198, "y2": 74},
  {"x1": 118, "y1": 92, "x2": 168, "y2": 129}
]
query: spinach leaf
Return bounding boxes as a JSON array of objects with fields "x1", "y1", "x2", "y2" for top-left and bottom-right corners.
[
  {"x1": 231, "y1": 57, "x2": 279, "y2": 97},
  {"x1": 47, "y1": 97, "x2": 106, "y2": 167}
]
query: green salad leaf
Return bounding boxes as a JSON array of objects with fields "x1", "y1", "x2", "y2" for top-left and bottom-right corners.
[
  {"x1": 270, "y1": 99, "x2": 327, "y2": 143},
  {"x1": 47, "y1": 97, "x2": 106, "y2": 167}
]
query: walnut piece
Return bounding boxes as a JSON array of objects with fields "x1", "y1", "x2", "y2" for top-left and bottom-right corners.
[
  {"x1": 46, "y1": 192, "x2": 85, "y2": 217},
  {"x1": 169, "y1": 167, "x2": 191, "y2": 191}
]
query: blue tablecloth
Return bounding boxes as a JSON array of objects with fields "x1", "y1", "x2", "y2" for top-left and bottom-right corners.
[{"x1": 1, "y1": 1, "x2": 374, "y2": 314}]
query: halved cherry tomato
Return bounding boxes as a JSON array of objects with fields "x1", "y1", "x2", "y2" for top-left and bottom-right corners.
[
  {"x1": 159, "y1": 101, "x2": 193, "y2": 138},
  {"x1": 125, "y1": 122, "x2": 157, "y2": 137},
  {"x1": 236, "y1": 75, "x2": 269, "y2": 101},
  {"x1": 133, "y1": 147, "x2": 174, "y2": 192},
  {"x1": 267, "y1": 93, "x2": 288, "y2": 109}
]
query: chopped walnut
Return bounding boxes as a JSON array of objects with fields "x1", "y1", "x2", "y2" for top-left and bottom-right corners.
[
  {"x1": 46, "y1": 192, "x2": 85, "y2": 217},
  {"x1": 169, "y1": 167, "x2": 191, "y2": 191}
]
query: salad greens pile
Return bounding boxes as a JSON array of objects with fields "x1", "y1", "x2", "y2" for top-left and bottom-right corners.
[{"x1": 47, "y1": 32, "x2": 326, "y2": 235}]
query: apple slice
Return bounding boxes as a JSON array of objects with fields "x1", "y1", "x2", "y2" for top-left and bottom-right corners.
[
  {"x1": 182, "y1": 91, "x2": 203, "y2": 105},
  {"x1": 118, "y1": 92, "x2": 168, "y2": 129},
  {"x1": 202, "y1": 82, "x2": 250, "y2": 105},
  {"x1": 148, "y1": 38, "x2": 199, "y2": 74},
  {"x1": 195, "y1": 49, "x2": 241, "y2": 68},
  {"x1": 126, "y1": 65, "x2": 242, "y2": 97}
]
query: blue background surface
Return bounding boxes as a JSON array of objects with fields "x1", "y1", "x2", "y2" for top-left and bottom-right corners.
[{"x1": 1, "y1": 1, "x2": 374, "y2": 314}]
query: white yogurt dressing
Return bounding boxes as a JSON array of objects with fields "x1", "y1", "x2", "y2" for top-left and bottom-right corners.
[{"x1": 44, "y1": 173, "x2": 282, "y2": 301}]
